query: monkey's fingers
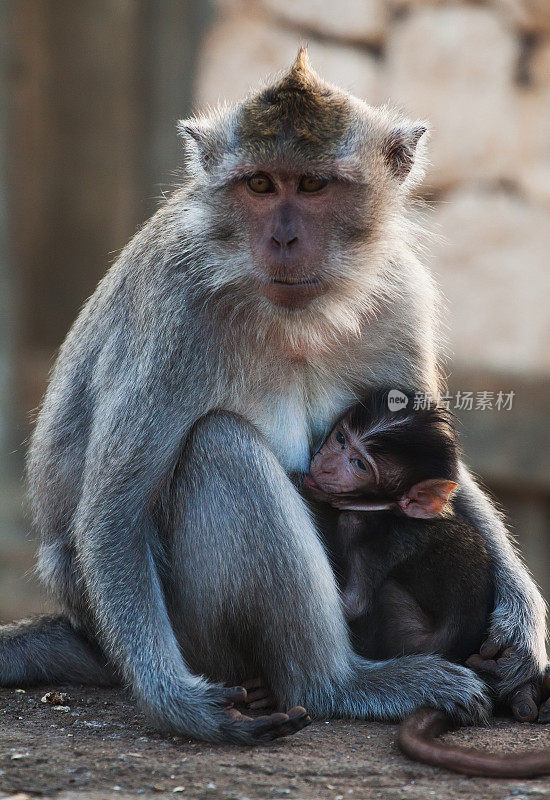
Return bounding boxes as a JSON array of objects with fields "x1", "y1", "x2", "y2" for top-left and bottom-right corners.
[
  {"x1": 222, "y1": 705, "x2": 311, "y2": 743},
  {"x1": 466, "y1": 648, "x2": 516, "y2": 686},
  {"x1": 468, "y1": 655, "x2": 542, "y2": 722},
  {"x1": 247, "y1": 686, "x2": 273, "y2": 700},
  {"x1": 510, "y1": 681, "x2": 540, "y2": 723}
]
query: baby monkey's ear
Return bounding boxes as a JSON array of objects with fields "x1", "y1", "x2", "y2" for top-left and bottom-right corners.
[{"x1": 398, "y1": 479, "x2": 457, "y2": 519}]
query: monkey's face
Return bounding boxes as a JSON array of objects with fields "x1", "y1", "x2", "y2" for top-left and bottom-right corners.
[
  {"x1": 226, "y1": 168, "x2": 369, "y2": 310},
  {"x1": 179, "y1": 51, "x2": 427, "y2": 348},
  {"x1": 304, "y1": 419, "x2": 379, "y2": 500}
]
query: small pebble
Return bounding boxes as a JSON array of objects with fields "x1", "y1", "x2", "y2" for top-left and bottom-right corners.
[{"x1": 41, "y1": 691, "x2": 68, "y2": 705}]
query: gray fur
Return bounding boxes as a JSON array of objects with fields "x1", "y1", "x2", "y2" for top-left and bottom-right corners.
[
  {"x1": 161, "y1": 410, "x2": 489, "y2": 727},
  {"x1": 0, "y1": 615, "x2": 114, "y2": 686},
  {"x1": 0, "y1": 57, "x2": 545, "y2": 740}
]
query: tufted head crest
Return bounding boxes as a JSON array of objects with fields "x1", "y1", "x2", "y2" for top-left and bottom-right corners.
[{"x1": 234, "y1": 47, "x2": 352, "y2": 161}]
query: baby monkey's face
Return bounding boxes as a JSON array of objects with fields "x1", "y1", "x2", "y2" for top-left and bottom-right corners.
[
  {"x1": 304, "y1": 419, "x2": 378, "y2": 502},
  {"x1": 303, "y1": 413, "x2": 458, "y2": 518}
]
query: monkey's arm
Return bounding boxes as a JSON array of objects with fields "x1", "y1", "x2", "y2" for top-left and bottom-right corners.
[{"x1": 455, "y1": 464, "x2": 548, "y2": 715}]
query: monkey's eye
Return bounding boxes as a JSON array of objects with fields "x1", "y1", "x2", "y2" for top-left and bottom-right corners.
[
  {"x1": 299, "y1": 175, "x2": 328, "y2": 193},
  {"x1": 354, "y1": 459, "x2": 368, "y2": 472},
  {"x1": 335, "y1": 430, "x2": 345, "y2": 446},
  {"x1": 247, "y1": 174, "x2": 275, "y2": 194}
]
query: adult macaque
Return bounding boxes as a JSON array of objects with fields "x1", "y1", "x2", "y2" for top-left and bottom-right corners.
[
  {"x1": 304, "y1": 390, "x2": 493, "y2": 663},
  {"x1": 0, "y1": 50, "x2": 547, "y2": 741}
]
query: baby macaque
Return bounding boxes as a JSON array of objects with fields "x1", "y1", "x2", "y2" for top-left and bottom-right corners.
[{"x1": 304, "y1": 390, "x2": 494, "y2": 664}]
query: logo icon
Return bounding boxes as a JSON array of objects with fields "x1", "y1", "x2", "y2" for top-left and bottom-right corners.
[{"x1": 387, "y1": 390, "x2": 409, "y2": 412}]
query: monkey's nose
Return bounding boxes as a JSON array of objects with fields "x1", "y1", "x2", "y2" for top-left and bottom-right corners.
[{"x1": 271, "y1": 234, "x2": 298, "y2": 250}]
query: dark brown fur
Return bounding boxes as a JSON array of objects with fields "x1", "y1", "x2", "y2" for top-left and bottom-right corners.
[{"x1": 236, "y1": 49, "x2": 352, "y2": 161}]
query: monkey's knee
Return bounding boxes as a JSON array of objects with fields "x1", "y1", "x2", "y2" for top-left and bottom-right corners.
[
  {"x1": 182, "y1": 409, "x2": 268, "y2": 468},
  {"x1": 187, "y1": 410, "x2": 265, "y2": 453}
]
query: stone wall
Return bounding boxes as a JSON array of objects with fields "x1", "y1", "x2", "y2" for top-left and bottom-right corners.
[{"x1": 195, "y1": 0, "x2": 550, "y2": 377}]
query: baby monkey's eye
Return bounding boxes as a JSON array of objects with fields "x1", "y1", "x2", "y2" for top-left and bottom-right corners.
[
  {"x1": 247, "y1": 174, "x2": 275, "y2": 194},
  {"x1": 335, "y1": 430, "x2": 345, "y2": 445},
  {"x1": 354, "y1": 459, "x2": 368, "y2": 472},
  {"x1": 299, "y1": 175, "x2": 328, "y2": 193}
]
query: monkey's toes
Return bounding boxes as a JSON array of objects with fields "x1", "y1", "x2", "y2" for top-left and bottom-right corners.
[
  {"x1": 249, "y1": 695, "x2": 277, "y2": 710},
  {"x1": 223, "y1": 686, "x2": 248, "y2": 705},
  {"x1": 222, "y1": 705, "x2": 311, "y2": 743},
  {"x1": 241, "y1": 676, "x2": 277, "y2": 710},
  {"x1": 247, "y1": 687, "x2": 277, "y2": 709},
  {"x1": 510, "y1": 682, "x2": 540, "y2": 723},
  {"x1": 252, "y1": 706, "x2": 311, "y2": 741}
]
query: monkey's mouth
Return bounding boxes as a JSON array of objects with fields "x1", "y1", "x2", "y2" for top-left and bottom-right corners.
[
  {"x1": 260, "y1": 277, "x2": 326, "y2": 309},
  {"x1": 271, "y1": 277, "x2": 321, "y2": 286},
  {"x1": 303, "y1": 473, "x2": 336, "y2": 500},
  {"x1": 303, "y1": 474, "x2": 322, "y2": 491}
]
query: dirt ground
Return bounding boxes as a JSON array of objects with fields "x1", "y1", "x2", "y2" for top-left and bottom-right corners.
[{"x1": 0, "y1": 687, "x2": 549, "y2": 800}]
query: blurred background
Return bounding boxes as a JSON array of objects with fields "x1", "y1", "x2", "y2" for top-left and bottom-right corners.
[{"x1": 0, "y1": 0, "x2": 549, "y2": 621}]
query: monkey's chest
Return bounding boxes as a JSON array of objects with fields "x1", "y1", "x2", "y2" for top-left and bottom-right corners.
[
  {"x1": 250, "y1": 382, "x2": 354, "y2": 473},
  {"x1": 251, "y1": 389, "x2": 311, "y2": 473}
]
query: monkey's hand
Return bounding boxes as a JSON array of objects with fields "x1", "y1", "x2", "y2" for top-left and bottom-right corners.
[{"x1": 467, "y1": 643, "x2": 550, "y2": 724}]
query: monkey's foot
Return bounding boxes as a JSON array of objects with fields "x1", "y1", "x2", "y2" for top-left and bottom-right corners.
[
  {"x1": 467, "y1": 645, "x2": 550, "y2": 723},
  {"x1": 222, "y1": 701, "x2": 311, "y2": 743},
  {"x1": 242, "y1": 677, "x2": 277, "y2": 710}
]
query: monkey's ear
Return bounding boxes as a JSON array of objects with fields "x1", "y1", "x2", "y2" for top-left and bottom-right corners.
[
  {"x1": 383, "y1": 124, "x2": 427, "y2": 181},
  {"x1": 398, "y1": 479, "x2": 457, "y2": 519},
  {"x1": 178, "y1": 118, "x2": 217, "y2": 172}
]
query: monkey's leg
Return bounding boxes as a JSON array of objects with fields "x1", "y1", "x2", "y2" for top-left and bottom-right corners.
[
  {"x1": 0, "y1": 614, "x2": 116, "y2": 686},
  {"x1": 168, "y1": 411, "x2": 489, "y2": 726}
]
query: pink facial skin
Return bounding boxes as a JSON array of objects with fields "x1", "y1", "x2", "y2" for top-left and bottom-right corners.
[{"x1": 304, "y1": 421, "x2": 457, "y2": 518}]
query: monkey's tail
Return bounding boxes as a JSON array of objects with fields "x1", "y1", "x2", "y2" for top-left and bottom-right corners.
[{"x1": 398, "y1": 708, "x2": 550, "y2": 778}]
